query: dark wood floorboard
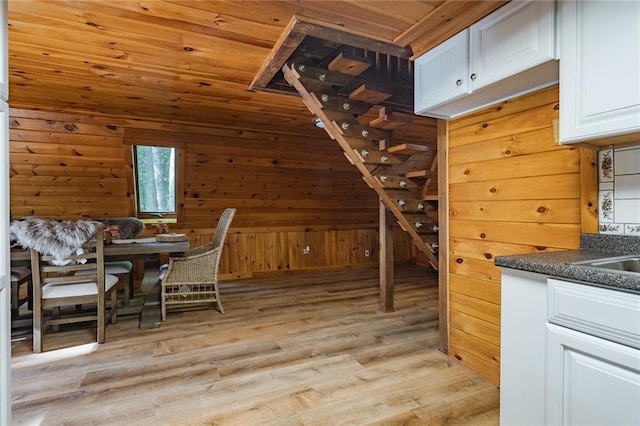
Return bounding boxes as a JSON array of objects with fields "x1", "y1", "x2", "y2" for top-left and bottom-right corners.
[{"x1": 11, "y1": 264, "x2": 499, "y2": 425}]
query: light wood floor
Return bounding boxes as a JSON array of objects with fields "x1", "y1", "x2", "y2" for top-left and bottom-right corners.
[{"x1": 11, "y1": 264, "x2": 499, "y2": 425}]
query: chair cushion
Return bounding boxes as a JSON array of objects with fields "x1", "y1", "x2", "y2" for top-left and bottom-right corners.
[
  {"x1": 42, "y1": 274, "x2": 119, "y2": 299},
  {"x1": 75, "y1": 261, "x2": 133, "y2": 276},
  {"x1": 106, "y1": 260, "x2": 133, "y2": 272},
  {"x1": 10, "y1": 267, "x2": 31, "y2": 282}
]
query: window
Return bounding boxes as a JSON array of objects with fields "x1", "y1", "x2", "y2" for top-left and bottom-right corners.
[{"x1": 133, "y1": 145, "x2": 177, "y2": 220}]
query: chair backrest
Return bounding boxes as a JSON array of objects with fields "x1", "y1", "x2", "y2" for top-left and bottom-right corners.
[
  {"x1": 212, "y1": 208, "x2": 236, "y2": 250},
  {"x1": 181, "y1": 208, "x2": 235, "y2": 259},
  {"x1": 31, "y1": 223, "x2": 107, "y2": 300}
]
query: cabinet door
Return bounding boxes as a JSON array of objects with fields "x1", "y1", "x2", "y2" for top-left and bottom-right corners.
[
  {"x1": 559, "y1": 0, "x2": 640, "y2": 143},
  {"x1": 414, "y1": 29, "x2": 469, "y2": 116},
  {"x1": 470, "y1": 0, "x2": 556, "y2": 90},
  {"x1": 546, "y1": 323, "x2": 640, "y2": 425}
]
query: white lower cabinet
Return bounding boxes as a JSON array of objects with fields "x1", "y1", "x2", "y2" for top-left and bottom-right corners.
[
  {"x1": 546, "y1": 278, "x2": 640, "y2": 425},
  {"x1": 501, "y1": 271, "x2": 640, "y2": 425},
  {"x1": 546, "y1": 323, "x2": 640, "y2": 425}
]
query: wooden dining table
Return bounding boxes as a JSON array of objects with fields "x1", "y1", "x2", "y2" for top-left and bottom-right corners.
[
  {"x1": 10, "y1": 238, "x2": 190, "y2": 329},
  {"x1": 10, "y1": 238, "x2": 190, "y2": 262}
]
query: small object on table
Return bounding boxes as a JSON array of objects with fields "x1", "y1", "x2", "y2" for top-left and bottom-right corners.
[{"x1": 155, "y1": 233, "x2": 188, "y2": 242}]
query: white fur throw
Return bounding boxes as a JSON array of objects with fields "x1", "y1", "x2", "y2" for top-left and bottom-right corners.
[{"x1": 10, "y1": 217, "x2": 99, "y2": 264}]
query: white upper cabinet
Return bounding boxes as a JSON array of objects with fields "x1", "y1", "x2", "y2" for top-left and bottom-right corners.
[
  {"x1": 415, "y1": 0, "x2": 558, "y2": 119},
  {"x1": 469, "y1": 0, "x2": 556, "y2": 90},
  {"x1": 558, "y1": 0, "x2": 640, "y2": 145},
  {"x1": 414, "y1": 30, "x2": 469, "y2": 114}
]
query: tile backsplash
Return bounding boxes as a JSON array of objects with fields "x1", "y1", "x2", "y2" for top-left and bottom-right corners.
[{"x1": 598, "y1": 144, "x2": 640, "y2": 235}]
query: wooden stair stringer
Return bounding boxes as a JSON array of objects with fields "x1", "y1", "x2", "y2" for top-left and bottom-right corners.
[
  {"x1": 283, "y1": 63, "x2": 438, "y2": 269},
  {"x1": 363, "y1": 177, "x2": 437, "y2": 268}
]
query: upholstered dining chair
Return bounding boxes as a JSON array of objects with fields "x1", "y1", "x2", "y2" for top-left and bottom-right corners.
[
  {"x1": 30, "y1": 224, "x2": 119, "y2": 353},
  {"x1": 160, "y1": 208, "x2": 236, "y2": 321},
  {"x1": 10, "y1": 266, "x2": 31, "y2": 319},
  {"x1": 75, "y1": 260, "x2": 134, "y2": 304}
]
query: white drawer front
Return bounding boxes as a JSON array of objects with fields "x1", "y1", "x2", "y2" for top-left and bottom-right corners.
[{"x1": 547, "y1": 278, "x2": 640, "y2": 349}]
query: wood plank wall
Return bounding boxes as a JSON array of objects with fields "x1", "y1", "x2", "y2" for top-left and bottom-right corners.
[
  {"x1": 9, "y1": 108, "x2": 415, "y2": 279},
  {"x1": 445, "y1": 86, "x2": 598, "y2": 385}
]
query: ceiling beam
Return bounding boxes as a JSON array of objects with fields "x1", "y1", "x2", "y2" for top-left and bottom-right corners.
[{"x1": 394, "y1": 0, "x2": 509, "y2": 58}]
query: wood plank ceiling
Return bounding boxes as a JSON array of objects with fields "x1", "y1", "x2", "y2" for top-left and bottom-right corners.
[{"x1": 7, "y1": 0, "x2": 506, "y2": 129}]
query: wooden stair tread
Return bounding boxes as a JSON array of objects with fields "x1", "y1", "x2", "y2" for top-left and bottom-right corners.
[
  {"x1": 291, "y1": 63, "x2": 352, "y2": 86},
  {"x1": 354, "y1": 149, "x2": 402, "y2": 165},
  {"x1": 408, "y1": 220, "x2": 438, "y2": 235},
  {"x1": 315, "y1": 93, "x2": 372, "y2": 115},
  {"x1": 387, "y1": 143, "x2": 430, "y2": 155},
  {"x1": 399, "y1": 201, "x2": 436, "y2": 214},
  {"x1": 330, "y1": 118, "x2": 388, "y2": 141},
  {"x1": 369, "y1": 115, "x2": 412, "y2": 130},
  {"x1": 349, "y1": 83, "x2": 392, "y2": 104},
  {"x1": 328, "y1": 52, "x2": 371, "y2": 76},
  {"x1": 341, "y1": 136, "x2": 380, "y2": 152},
  {"x1": 376, "y1": 175, "x2": 419, "y2": 190},
  {"x1": 395, "y1": 198, "x2": 430, "y2": 213},
  {"x1": 404, "y1": 169, "x2": 437, "y2": 179},
  {"x1": 356, "y1": 105, "x2": 384, "y2": 125}
]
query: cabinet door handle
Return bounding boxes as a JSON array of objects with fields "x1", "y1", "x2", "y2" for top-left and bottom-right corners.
[
  {"x1": 456, "y1": 79, "x2": 463, "y2": 86},
  {"x1": 470, "y1": 73, "x2": 477, "y2": 81}
]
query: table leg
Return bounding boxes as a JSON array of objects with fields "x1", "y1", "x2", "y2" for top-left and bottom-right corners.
[{"x1": 139, "y1": 264, "x2": 162, "y2": 329}]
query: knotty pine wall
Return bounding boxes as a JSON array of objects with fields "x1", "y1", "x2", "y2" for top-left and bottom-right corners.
[
  {"x1": 445, "y1": 85, "x2": 598, "y2": 385},
  {"x1": 9, "y1": 108, "x2": 416, "y2": 279}
]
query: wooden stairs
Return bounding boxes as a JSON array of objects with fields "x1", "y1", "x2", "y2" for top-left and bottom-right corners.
[{"x1": 282, "y1": 62, "x2": 439, "y2": 270}]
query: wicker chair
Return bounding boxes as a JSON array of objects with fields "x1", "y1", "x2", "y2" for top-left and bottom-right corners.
[
  {"x1": 30, "y1": 224, "x2": 119, "y2": 353},
  {"x1": 160, "y1": 208, "x2": 236, "y2": 321}
]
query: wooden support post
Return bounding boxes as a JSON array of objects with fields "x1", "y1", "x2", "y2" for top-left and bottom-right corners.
[
  {"x1": 437, "y1": 119, "x2": 448, "y2": 353},
  {"x1": 379, "y1": 198, "x2": 394, "y2": 312}
]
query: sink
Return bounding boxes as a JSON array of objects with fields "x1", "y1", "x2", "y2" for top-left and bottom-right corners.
[{"x1": 572, "y1": 254, "x2": 640, "y2": 275}]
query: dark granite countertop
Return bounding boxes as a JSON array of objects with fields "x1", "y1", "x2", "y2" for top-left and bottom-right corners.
[{"x1": 495, "y1": 234, "x2": 640, "y2": 293}]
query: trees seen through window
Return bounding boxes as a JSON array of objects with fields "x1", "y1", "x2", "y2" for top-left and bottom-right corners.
[{"x1": 134, "y1": 145, "x2": 176, "y2": 217}]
